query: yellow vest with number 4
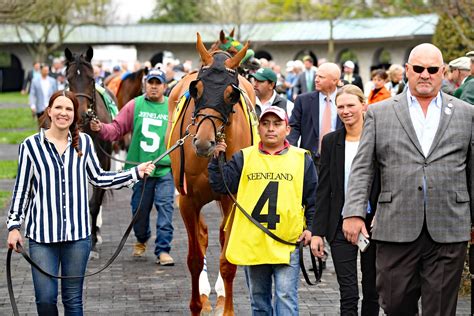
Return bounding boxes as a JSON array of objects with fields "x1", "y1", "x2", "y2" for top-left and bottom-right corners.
[{"x1": 225, "y1": 145, "x2": 307, "y2": 265}]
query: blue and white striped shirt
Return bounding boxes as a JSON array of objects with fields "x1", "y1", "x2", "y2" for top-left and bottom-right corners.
[{"x1": 6, "y1": 129, "x2": 139, "y2": 243}]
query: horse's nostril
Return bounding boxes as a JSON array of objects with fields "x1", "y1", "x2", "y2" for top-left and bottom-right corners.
[{"x1": 209, "y1": 140, "x2": 216, "y2": 147}]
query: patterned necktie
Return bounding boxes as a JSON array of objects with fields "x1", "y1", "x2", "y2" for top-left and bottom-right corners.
[{"x1": 319, "y1": 96, "x2": 332, "y2": 153}]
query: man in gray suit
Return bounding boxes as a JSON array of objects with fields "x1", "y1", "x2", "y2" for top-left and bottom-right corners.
[
  {"x1": 342, "y1": 43, "x2": 473, "y2": 315},
  {"x1": 29, "y1": 64, "x2": 58, "y2": 123}
]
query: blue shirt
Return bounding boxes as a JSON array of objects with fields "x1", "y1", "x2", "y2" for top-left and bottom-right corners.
[{"x1": 6, "y1": 129, "x2": 139, "y2": 243}]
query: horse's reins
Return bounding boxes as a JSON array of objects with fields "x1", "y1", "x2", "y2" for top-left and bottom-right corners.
[{"x1": 6, "y1": 134, "x2": 191, "y2": 316}]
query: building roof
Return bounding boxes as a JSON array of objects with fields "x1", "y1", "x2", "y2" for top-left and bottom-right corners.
[{"x1": 0, "y1": 14, "x2": 438, "y2": 45}]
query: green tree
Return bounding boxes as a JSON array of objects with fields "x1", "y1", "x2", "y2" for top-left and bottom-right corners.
[
  {"x1": 433, "y1": 14, "x2": 472, "y2": 62},
  {"x1": 0, "y1": 0, "x2": 110, "y2": 62},
  {"x1": 141, "y1": 0, "x2": 209, "y2": 23}
]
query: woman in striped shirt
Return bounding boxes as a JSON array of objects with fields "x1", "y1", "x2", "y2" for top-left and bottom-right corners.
[{"x1": 6, "y1": 90, "x2": 155, "y2": 316}]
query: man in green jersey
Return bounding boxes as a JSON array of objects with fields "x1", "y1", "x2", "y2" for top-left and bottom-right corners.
[{"x1": 90, "y1": 68, "x2": 175, "y2": 265}]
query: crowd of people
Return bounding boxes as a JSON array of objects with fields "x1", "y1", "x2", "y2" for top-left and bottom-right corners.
[{"x1": 6, "y1": 42, "x2": 474, "y2": 315}]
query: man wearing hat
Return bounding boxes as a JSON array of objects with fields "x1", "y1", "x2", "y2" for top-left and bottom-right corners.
[
  {"x1": 341, "y1": 60, "x2": 364, "y2": 91},
  {"x1": 453, "y1": 51, "x2": 474, "y2": 104},
  {"x1": 208, "y1": 105, "x2": 317, "y2": 315},
  {"x1": 90, "y1": 68, "x2": 176, "y2": 265},
  {"x1": 251, "y1": 67, "x2": 294, "y2": 118},
  {"x1": 451, "y1": 55, "x2": 474, "y2": 104}
]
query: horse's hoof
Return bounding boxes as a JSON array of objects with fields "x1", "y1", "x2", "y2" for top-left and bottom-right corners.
[
  {"x1": 89, "y1": 250, "x2": 100, "y2": 260},
  {"x1": 200, "y1": 294, "x2": 212, "y2": 315},
  {"x1": 214, "y1": 296, "x2": 225, "y2": 316}
]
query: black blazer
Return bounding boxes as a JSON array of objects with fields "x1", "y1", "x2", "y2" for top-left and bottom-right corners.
[
  {"x1": 311, "y1": 127, "x2": 380, "y2": 243},
  {"x1": 287, "y1": 91, "x2": 343, "y2": 158}
]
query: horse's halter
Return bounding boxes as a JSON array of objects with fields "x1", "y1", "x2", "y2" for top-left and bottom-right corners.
[
  {"x1": 189, "y1": 51, "x2": 241, "y2": 140},
  {"x1": 67, "y1": 61, "x2": 97, "y2": 125}
]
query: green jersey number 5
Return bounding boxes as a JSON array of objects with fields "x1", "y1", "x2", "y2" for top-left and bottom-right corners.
[{"x1": 140, "y1": 117, "x2": 162, "y2": 152}]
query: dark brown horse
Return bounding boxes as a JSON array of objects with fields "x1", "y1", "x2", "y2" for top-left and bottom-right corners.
[
  {"x1": 115, "y1": 68, "x2": 148, "y2": 110},
  {"x1": 64, "y1": 46, "x2": 116, "y2": 257},
  {"x1": 166, "y1": 33, "x2": 256, "y2": 315}
]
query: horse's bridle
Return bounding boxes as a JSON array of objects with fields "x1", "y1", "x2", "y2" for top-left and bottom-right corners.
[{"x1": 188, "y1": 51, "x2": 241, "y2": 141}]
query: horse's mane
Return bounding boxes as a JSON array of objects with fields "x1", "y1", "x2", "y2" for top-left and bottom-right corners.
[{"x1": 122, "y1": 68, "x2": 145, "y2": 81}]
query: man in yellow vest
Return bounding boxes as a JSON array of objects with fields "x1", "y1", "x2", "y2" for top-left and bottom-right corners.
[{"x1": 208, "y1": 106, "x2": 318, "y2": 315}]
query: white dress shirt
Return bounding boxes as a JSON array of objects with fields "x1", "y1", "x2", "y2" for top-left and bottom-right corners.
[{"x1": 407, "y1": 89, "x2": 442, "y2": 157}]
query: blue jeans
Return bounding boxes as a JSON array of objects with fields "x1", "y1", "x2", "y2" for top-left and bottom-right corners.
[
  {"x1": 131, "y1": 172, "x2": 175, "y2": 256},
  {"x1": 244, "y1": 247, "x2": 300, "y2": 315},
  {"x1": 29, "y1": 236, "x2": 91, "y2": 316}
]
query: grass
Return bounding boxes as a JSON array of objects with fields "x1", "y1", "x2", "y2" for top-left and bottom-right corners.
[
  {"x1": 0, "y1": 91, "x2": 28, "y2": 104},
  {"x1": 0, "y1": 129, "x2": 36, "y2": 144},
  {"x1": 0, "y1": 160, "x2": 18, "y2": 179},
  {"x1": 0, "y1": 107, "x2": 36, "y2": 129},
  {"x1": 0, "y1": 191, "x2": 11, "y2": 209}
]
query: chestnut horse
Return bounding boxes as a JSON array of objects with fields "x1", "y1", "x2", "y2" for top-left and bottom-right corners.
[
  {"x1": 64, "y1": 46, "x2": 116, "y2": 257},
  {"x1": 166, "y1": 33, "x2": 256, "y2": 315}
]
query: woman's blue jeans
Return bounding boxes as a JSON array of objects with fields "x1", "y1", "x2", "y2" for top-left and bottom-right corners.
[{"x1": 29, "y1": 236, "x2": 91, "y2": 316}]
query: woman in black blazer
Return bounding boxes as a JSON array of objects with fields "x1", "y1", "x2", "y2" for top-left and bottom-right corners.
[{"x1": 310, "y1": 84, "x2": 379, "y2": 316}]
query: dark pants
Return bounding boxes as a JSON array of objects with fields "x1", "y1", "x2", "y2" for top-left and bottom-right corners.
[
  {"x1": 376, "y1": 226, "x2": 466, "y2": 316},
  {"x1": 330, "y1": 220, "x2": 379, "y2": 316}
]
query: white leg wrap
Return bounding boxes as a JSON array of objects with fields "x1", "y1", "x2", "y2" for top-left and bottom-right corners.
[{"x1": 199, "y1": 256, "x2": 211, "y2": 296}]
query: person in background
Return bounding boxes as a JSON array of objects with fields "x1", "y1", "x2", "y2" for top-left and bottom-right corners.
[
  {"x1": 367, "y1": 69, "x2": 391, "y2": 104},
  {"x1": 341, "y1": 60, "x2": 363, "y2": 91},
  {"x1": 294, "y1": 55, "x2": 317, "y2": 98},
  {"x1": 7, "y1": 90, "x2": 154, "y2": 316},
  {"x1": 29, "y1": 64, "x2": 58, "y2": 123},
  {"x1": 288, "y1": 62, "x2": 343, "y2": 172},
  {"x1": 449, "y1": 57, "x2": 470, "y2": 91},
  {"x1": 208, "y1": 106, "x2": 317, "y2": 315},
  {"x1": 21, "y1": 61, "x2": 41, "y2": 95},
  {"x1": 311, "y1": 84, "x2": 379, "y2": 316},
  {"x1": 454, "y1": 51, "x2": 474, "y2": 104},
  {"x1": 385, "y1": 64, "x2": 405, "y2": 97},
  {"x1": 251, "y1": 67, "x2": 294, "y2": 118},
  {"x1": 90, "y1": 68, "x2": 175, "y2": 266}
]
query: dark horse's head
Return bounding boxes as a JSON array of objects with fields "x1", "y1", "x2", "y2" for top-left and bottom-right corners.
[
  {"x1": 64, "y1": 46, "x2": 95, "y2": 130},
  {"x1": 211, "y1": 29, "x2": 260, "y2": 73},
  {"x1": 190, "y1": 33, "x2": 249, "y2": 157}
]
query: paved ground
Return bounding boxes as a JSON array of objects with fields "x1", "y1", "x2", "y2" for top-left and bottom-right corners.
[{"x1": 0, "y1": 137, "x2": 471, "y2": 314}]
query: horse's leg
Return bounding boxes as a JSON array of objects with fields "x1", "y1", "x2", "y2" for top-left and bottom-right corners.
[
  {"x1": 217, "y1": 198, "x2": 237, "y2": 316},
  {"x1": 197, "y1": 214, "x2": 212, "y2": 314},
  {"x1": 179, "y1": 195, "x2": 205, "y2": 315},
  {"x1": 89, "y1": 187, "x2": 106, "y2": 259}
]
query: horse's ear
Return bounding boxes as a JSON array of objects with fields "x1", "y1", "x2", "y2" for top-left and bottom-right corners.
[
  {"x1": 196, "y1": 32, "x2": 212, "y2": 66},
  {"x1": 225, "y1": 41, "x2": 249, "y2": 69},
  {"x1": 143, "y1": 67, "x2": 149, "y2": 76},
  {"x1": 220, "y1": 30, "x2": 226, "y2": 43},
  {"x1": 189, "y1": 80, "x2": 199, "y2": 98},
  {"x1": 65, "y1": 48, "x2": 73, "y2": 62},
  {"x1": 229, "y1": 28, "x2": 235, "y2": 38},
  {"x1": 85, "y1": 46, "x2": 93, "y2": 62}
]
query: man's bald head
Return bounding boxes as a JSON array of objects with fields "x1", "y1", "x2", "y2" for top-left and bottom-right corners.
[
  {"x1": 408, "y1": 43, "x2": 443, "y2": 65},
  {"x1": 315, "y1": 62, "x2": 341, "y2": 95},
  {"x1": 405, "y1": 43, "x2": 445, "y2": 99}
]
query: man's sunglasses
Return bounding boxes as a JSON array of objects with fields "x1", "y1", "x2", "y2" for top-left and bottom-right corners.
[{"x1": 408, "y1": 64, "x2": 441, "y2": 74}]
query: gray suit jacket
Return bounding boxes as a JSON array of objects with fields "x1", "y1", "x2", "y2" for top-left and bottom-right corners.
[
  {"x1": 343, "y1": 91, "x2": 474, "y2": 243},
  {"x1": 29, "y1": 76, "x2": 58, "y2": 113}
]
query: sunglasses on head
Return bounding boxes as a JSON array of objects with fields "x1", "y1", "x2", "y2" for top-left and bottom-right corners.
[{"x1": 408, "y1": 64, "x2": 440, "y2": 74}]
